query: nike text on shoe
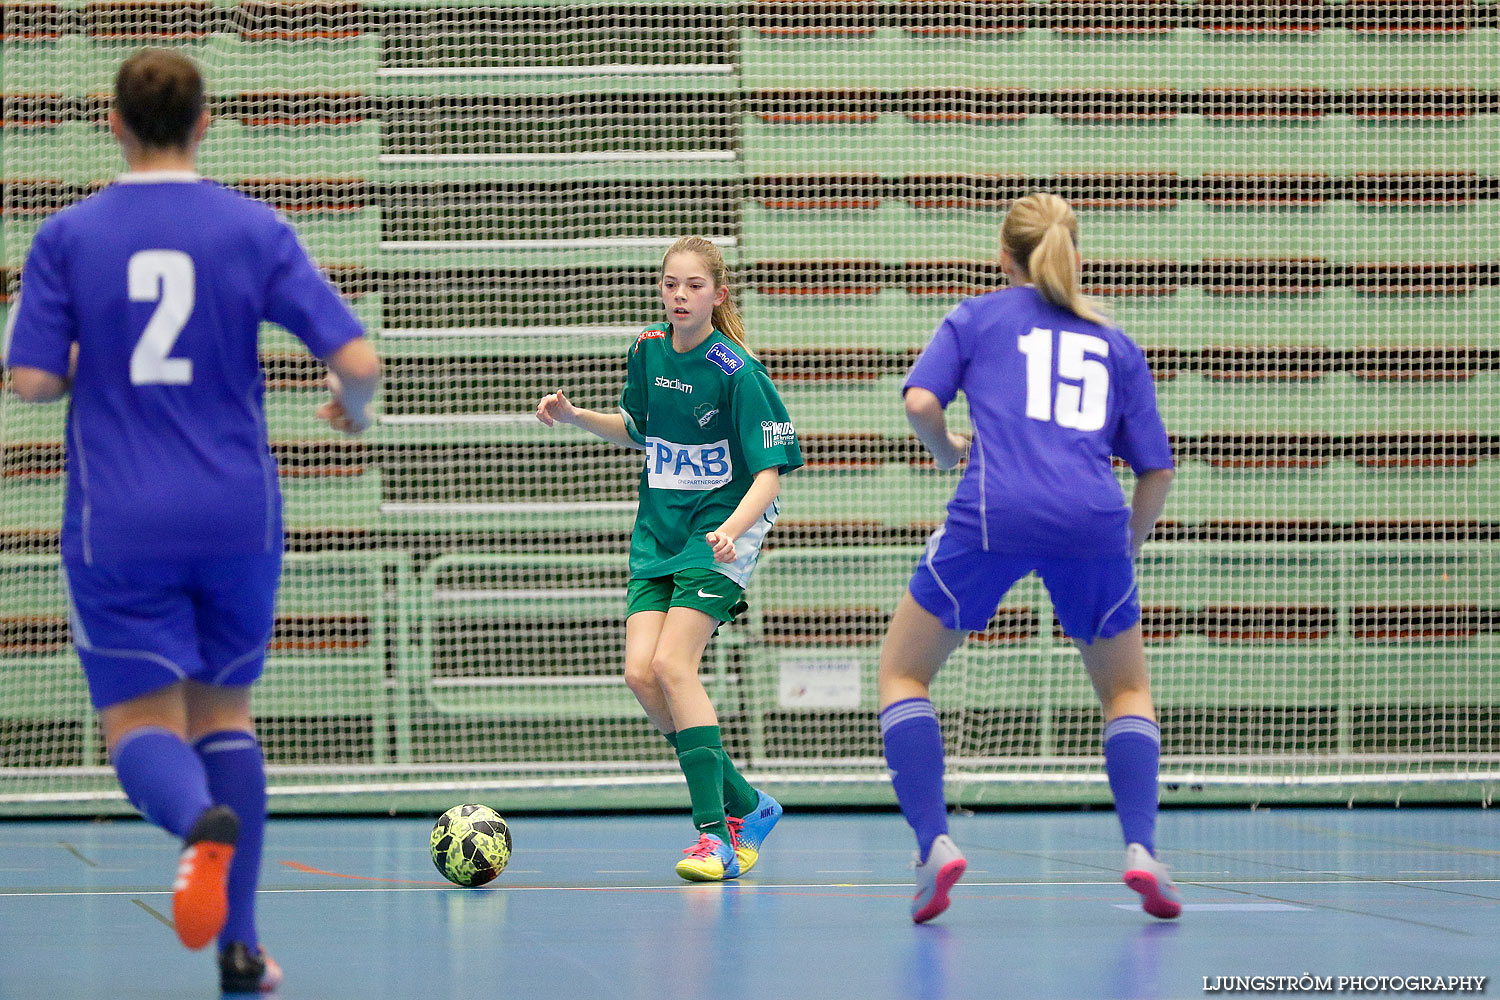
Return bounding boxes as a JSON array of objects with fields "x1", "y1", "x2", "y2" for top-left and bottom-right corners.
[
  {"x1": 674, "y1": 833, "x2": 741, "y2": 882},
  {"x1": 1123, "y1": 843, "x2": 1182, "y2": 920},
  {"x1": 726, "y1": 789, "x2": 783, "y2": 874},
  {"x1": 173, "y1": 804, "x2": 239, "y2": 950},
  {"x1": 911, "y1": 834, "x2": 966, "y2": 924},
  {"x1": 220, "y1": 941, "x2": 283, "y2": 994}
]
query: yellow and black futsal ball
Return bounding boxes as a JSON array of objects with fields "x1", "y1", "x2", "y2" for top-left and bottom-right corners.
[{"x1": 430, "y1": 803, "x2": 512, "y2": 886}]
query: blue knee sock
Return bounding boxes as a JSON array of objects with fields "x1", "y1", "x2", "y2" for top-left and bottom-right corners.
[
  {"x1": 110, "y1": 727, "x2": 213, "y2": 840},
  {"x1": 195, "y1": 730, "x2": 267, "y2": 952},
  {"x1": 1103, "y1": 715, "x2": 1161, "y2": 855},
  {"x1": 879, "y1": 698, "x2": 948, "y2": 862}
]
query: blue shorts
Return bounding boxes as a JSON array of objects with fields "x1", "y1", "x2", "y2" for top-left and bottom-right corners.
[
  {"x1": 907, "y1": 528, "x2": 1140, "y2": 644},
  {"x1": 62, "y1": 552, "x2": 282, "y2": 710}
]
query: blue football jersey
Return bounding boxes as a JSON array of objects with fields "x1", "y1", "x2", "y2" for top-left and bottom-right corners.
[
  {"x1": 904, "y1": 285, "x2": 1174, "y2": 557},
  {"x1": 3, "y1": 172, "x2": 364, "y2": 563}
]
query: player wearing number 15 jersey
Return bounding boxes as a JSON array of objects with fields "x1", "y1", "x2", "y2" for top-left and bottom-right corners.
[
  {"x1": 875, "y1": 193, "x2": 1181, "y2": 924},
  {"x1": 3, "y1": 48, "x2": 381, "y2": 993}
]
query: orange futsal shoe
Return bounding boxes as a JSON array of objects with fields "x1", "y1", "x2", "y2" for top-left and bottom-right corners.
[{"x1": 173, "y1": 804, "x2": 239, "y2": 950}]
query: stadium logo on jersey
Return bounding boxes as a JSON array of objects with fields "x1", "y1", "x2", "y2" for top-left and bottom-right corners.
[
  {"x1": 761, "y1": 420, "x2": 796, "y2": 449},
  {"x1": 655, "y1": 376, "x2": 693, "y2": 394},
  {"x1": 645, "y1": 437, "x2": 732, "y2": 491},
  {"x1": 705, "y1": 342, "x2": 744, "y2": 375},
  {"x1": 694, "y1": 403, "x2": 720, "y2": 428}
]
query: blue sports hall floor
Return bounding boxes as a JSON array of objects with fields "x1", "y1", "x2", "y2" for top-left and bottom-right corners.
[{"x1": 1, "y1": 808, "x2": 1496, "y2": 999}]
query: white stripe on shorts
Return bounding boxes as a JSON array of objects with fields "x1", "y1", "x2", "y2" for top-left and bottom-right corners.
[{"x1": 922, "y1": 526, "x2": 964, "y2": 629}]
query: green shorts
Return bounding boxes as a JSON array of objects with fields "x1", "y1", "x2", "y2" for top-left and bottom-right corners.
[{"x1": 626, "y1": 567, "x2": 748, "y2": 624}]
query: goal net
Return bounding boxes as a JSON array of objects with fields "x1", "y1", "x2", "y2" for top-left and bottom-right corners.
[{"x1": 2, "y1": 0, "x2": 1497, "y2": 814}]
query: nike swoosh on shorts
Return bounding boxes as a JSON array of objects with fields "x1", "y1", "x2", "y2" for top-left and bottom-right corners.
[{"x1": 697, "y1": 589, "x2": 722, "y2": 598}]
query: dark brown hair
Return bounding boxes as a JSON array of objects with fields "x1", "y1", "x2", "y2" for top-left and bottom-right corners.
[{"x1": 115, "y1": 48, "x2": 204, "y2": 149}]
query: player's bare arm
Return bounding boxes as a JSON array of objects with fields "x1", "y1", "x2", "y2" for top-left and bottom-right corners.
[
  {"x1": 7, "y1": 365, "x2": 70, "y2": 403},
  {"x1": 1127, "y1": 467, "x2": 1175, "y2": 557},
  {"x1": 904, "y1": 387, "x2": 967, "y2": 471},
  {"x1": 7, "y1": 343, "x2": 77, "y2": 403},
  {"x1": 536, "y1": 390, "x2": 643, "y2": 450},
  {"x1": 317, "y1": 337, "x2": 381, "y2": 435},
  {"x1": 705, "y1": 466, "x2": 780, "y2": 562}
]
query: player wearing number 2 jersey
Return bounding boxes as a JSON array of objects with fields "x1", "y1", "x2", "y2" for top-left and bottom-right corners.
[
  {"x1": 875, "y1": 193, "x2": 1181, "y2": 924},
  {"x1": 538, "y1": 237, "x2": 801, "y2": 883},
  {"x1": 3, "y1": 49, "x2": 381, "y2": 993}
]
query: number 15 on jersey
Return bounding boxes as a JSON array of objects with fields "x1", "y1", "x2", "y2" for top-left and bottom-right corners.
[{"x1": 1017, "y1": 327, "x2": 1109, "y2": 432}]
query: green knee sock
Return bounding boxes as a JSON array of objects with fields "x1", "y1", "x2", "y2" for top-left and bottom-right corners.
[
  {"x1": 719, "y1": 752, "x2": 760, "y2": 819},
  {"x1": 669, "y1": 729, "x2": 757, "y2": 820},
  {"x1": 675, "y1": 726, "x2": 731, "y2": 844}
]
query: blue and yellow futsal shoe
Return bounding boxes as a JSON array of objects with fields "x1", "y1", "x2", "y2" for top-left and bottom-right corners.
[
  {"x1": 726, "y1": 789, "x2": 783, "y2": 874},
  {"x1": 675, "y1": 833, "x2": 741, "y2": 882}
]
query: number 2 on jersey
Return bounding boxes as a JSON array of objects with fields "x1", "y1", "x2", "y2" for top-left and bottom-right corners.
[
  {"x1": 128, "y1": 250, "x2": 195, "y2": 385},
  {"x1": 1017, "y1": 327, "x2": 1109, "y2": 431}
]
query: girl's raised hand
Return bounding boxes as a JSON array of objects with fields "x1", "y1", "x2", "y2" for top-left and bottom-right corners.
[{"x1": 536, "y1": 390, "x2": 575, "y2": 427}]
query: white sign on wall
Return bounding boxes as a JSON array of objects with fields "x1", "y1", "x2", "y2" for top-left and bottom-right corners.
[{"x1": 777, "y1": 656, "x2": 862, "y2": 709}]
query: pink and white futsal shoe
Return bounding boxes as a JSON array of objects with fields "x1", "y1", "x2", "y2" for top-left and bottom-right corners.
[
  {"x1": 911, "y1": 834, "x2": 967, "y2": 924},
  {"x1": 1123, "y1": 842, "x2": 1183, "y2": 919}
]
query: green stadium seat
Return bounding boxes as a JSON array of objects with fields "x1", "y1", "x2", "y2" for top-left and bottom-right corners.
[
  {"x1": 1330, "y1": 114, "x2": 1491, "y2": 174},
  {"x1": 1341, "y1": 649, "x2": 1500, "y2": 706},
  {"x1": 1148, "y1": 648, "x2": 1341, "y2": 707},
  {"x1": 779, "y1": 467, "x2": 957, "y2": 526},
  {"x1": 738, "y1": 30, "x2": 903, "y2": 91},
  {"x1": 1180, "y1": 34, "x2": 1325, "y2": 91},
  {"x1": 741, "y1": 288, "x2": 943, "y2": 352},
  {"x1": 199, "y1": 121, "x2": 380, "y2": 180},
  {"x1": 1341, "y1": 544, "x2": 1500, "y2": 605},
  {"x1": 1155, "y1": 373, "x2": 1341, "y2": 436},
  {"x1": 282, "y1": 207, "x2": 381, "y2": 266},
  {"x1": 2, "y1": 122, "x2": 122, "y2": 185},
  {"x1": 1320, "y1": 32, "x2": 1478, "y2": 90},
  {"x1": 204, "y1": 35, "x2": 379, "y2": 93},
  {"x1": 0, "y1": 558, "x2": 93, "y2": 746},
  {"x1": 1342, "y1": 462, "x2": 1500, "y2": 522}
]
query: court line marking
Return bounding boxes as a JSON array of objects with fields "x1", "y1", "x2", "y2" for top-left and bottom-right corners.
[
  {"x1": 131, "y1": 898, "x2": 173, "y2": 929},
  {"x1": 280, "y1": 860, "x2": 450, "y2": 886},
  {"x1": 1269, "y1": 815, "x2": 1500, "y2": 860},
  {"x1": 1114, "y1": 903, "x2": 1308, "y2": 912},
  {"x1": 1178, "y1": 843, "x2": 1499, "y2": 933},
  {"x1": 7, "y1": 877, "x2": 1500, "y2": 900},
  {"x1": 58, "y1": 842, "x2": 99, "y2": 868},
  {"x1": 961, "y1": 845, "x2": 1491, "y2": 935}
]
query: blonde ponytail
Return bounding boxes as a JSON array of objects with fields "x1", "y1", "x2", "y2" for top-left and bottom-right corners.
[
  {"x1": 1001, "y1": 192, "x2": 1110, "y2": 327},
  {"x1": 660, "y1": 236, "x2": 751, "y2": 355}
]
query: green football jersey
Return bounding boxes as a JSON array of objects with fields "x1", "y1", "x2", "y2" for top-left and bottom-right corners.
[{"x1": 618, "y1": 323, "x2": 803, "y2": 586}]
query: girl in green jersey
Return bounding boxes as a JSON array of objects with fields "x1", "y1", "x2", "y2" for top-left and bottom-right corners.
[{"x1": 537, "y1": 237, "x2": 803, "y2": 882}]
